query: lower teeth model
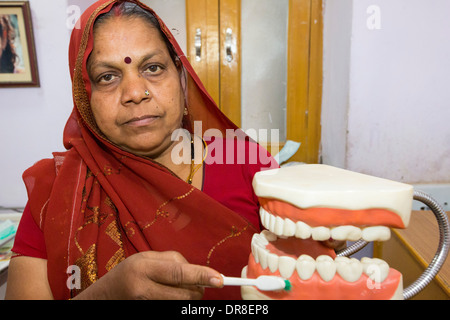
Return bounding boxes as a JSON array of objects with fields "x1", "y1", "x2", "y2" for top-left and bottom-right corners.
[{"x1": 241, "y1": 165, "x2": 413, "y2": 300}]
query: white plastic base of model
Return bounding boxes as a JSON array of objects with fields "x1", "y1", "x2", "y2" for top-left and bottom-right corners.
[{"x1": 253, "y1": 165, "x2": 413, "y2": 227}]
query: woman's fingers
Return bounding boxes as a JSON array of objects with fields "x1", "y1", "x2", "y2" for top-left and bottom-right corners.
[
  {"x1": 143, "y1": 256, "x2": 223, "y2": 288},
  {"x1": 75, "y1": 251, "x2": 224, "y2": 300}
]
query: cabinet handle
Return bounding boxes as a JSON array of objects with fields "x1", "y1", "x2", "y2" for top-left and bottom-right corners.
[
  {"x1": 195, "y1": 28, "x2": 202, "y2": 61},
  {"x1": 225, "y1": 28, "x2": 233, "y2": 62}
]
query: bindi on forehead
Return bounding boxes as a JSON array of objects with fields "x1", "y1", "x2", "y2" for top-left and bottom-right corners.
[{"x1": 124, "y1": 56, "x2": 132, "y2": 64}]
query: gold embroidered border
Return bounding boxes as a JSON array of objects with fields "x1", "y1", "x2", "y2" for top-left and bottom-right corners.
[
  {"x1": 142, "y1": 187, "x2": 195, "y2": 231},
  {"x1": 75, "y1": 244, "x2": 98, "y2": 291},
  {"x1": 206, "y1": 224, "x2": 250, "y2": 266},
  {"x1": 105, "y1": 219, "x2": 122, "y2": 247},
  {"x1": 106, "y1": 248, "x2": 125, "y2": 272}
]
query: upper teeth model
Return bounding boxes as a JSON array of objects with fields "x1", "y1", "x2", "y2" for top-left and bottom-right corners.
[{"x1": 241, "y1": 164, "x2": 413, "y2": 300}]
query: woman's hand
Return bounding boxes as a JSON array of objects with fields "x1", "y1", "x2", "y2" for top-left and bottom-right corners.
[{"x1": 75, "y1": 251, "x2": 223, "y2": 300}]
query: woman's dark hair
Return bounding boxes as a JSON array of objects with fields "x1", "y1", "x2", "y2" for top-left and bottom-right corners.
[{"x1": 93, "y1": 1, "x2": 178, "y2": 64}]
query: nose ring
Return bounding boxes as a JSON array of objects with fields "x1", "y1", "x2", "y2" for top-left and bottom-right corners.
[{"x1": 144, "y1": 90, "x2": 150, "y2": 96}]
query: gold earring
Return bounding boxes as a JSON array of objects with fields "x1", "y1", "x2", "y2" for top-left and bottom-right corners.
[{"x1": 184, "y1": 107, "x2": 189, "y2": 116}]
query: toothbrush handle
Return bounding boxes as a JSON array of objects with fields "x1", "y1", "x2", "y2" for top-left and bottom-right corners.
[{"x1": 222, "y1": 276, "x2": 255, "y2": 287}]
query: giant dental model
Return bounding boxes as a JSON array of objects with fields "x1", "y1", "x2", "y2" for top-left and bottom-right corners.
[{"x1": 241, "y1": 165, "x2": 413, "y2": 300}]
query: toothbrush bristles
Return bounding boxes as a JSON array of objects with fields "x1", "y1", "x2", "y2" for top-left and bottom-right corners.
[{"x1": 284, "y1": 280, "x2": 292, "y2": 291}]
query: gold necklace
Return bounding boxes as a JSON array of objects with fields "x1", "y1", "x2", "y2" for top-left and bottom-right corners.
[{"x1": 186, "y1": 136, "x2": 207, "y2": 184}]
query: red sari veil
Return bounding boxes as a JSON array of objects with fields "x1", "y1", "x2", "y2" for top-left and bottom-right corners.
[{"x1": 22, "y1": 0, "x2": 256, "y2": 300}]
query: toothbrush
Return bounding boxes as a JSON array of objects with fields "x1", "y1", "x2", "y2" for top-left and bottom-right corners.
[{"x1": 221, "y1": 275, "x2": 291, "y2": 291}]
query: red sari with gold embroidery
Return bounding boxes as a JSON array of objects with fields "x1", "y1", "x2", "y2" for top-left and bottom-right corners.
[{"x1": 22, "y1": 0, "x2": 264, "y2": 300}]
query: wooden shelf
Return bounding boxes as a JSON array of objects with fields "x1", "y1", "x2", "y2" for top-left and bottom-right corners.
[{"x1": 375, "y1": 210, "x2": 449, "y2": 300}]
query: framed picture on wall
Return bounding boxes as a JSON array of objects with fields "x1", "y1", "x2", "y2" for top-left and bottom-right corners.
[{"x1": 0, "y1": 1, "x2": 39, "y2": 87}]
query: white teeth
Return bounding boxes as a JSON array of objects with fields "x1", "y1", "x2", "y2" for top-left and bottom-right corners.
[
  {"x1": 361, "y1": 257, "x2": 390, "y2": 283},
  {"x1": 267, "y1": 253, "x2": 278, "y2": 273},
  {"x1": 296, "y1": 255, "x2": 316, "y2": 280},
  {"x1": 283, "y1": 218, "x2": 297, "y2": 237},
  {"x1": 311, "y1": 227, "x2": 331, "y2": 241},
  {"x1": 316, "y1": 255, "x2": 336, "y2": 282},
  {"x1": 252, "y1": 234, "x2": 267, "y2": 249},
  {"x1": 279, "y1": 256, "x2": 297, "y2": 278},
  {"x1": 331, "y1": 226, "x2": 362, "y2": 241},
  {"x1": 269, "y1": 213, "x2": 276, "y2": 231},
  {"x1": 274, "y1": 216, "x2": 283, "y2": 235},
  {"x1": 261, "y1": 229, "x2": 277, "y2": 242},
  {"x1": 295, "y1": 221, "x2": 312, "y2": 239},
  {"x1": 261, "y1": 208, "x2": 270, "y2": 229},
  {"x1": 257, "y1": 246, "x2": 268, "y2": 269},
  {"x1": 251, "y1": 230, "x2": 391, "y2": 283},
  {"x1": 335, "y1": 257, "x2": 363, "y2": 282},
  {"x1": 362, "y1": 226, "x2": 391, "y2": 241},
  {"x1": 259, "y1": 208, "x2": 391, "y2": 242}
]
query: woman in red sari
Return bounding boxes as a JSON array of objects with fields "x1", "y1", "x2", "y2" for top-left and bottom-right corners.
[{"x1": 6, "y1": 0, "x2": 277, "y2": 300}]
